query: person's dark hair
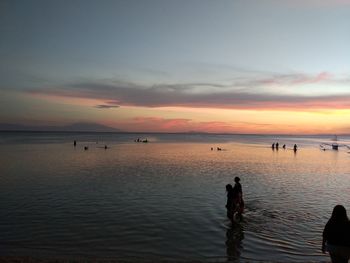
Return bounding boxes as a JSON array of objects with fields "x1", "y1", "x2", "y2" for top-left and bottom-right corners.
[
  {"x1": 234, "y1": 177, "x2": 240, "y2": 183},
  {"x1": 330, "y1": 205, "x2": 349, "y2": 223},
  {"x1": 226, "y1": 184, "x2": 233, "y2": 192}
]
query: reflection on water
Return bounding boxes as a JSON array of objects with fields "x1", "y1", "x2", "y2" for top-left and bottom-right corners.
[
  {"x1": 0, "y1": 133, "x2": 349, "y2": 262},
  {"x1": 226, "y1": 223, "x2": 244, "y2": 262}
]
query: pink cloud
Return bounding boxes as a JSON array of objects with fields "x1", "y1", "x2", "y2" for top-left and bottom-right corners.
[{"x1": 258, "y1": 72, "x2": 332, "y2": 86}]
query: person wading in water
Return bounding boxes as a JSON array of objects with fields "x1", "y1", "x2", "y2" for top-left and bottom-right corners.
[
  {"x1": 232, "y1": 177, "x2": 244, "y2": 221},
  {"x1": 226, "y1": 184, "x2": 234, "y2": 221}
]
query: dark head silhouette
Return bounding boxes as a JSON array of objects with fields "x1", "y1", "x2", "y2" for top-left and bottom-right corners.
[
  {"x1": 226, "y1": 184, "x2": 233, "y2": 192},
  {"x1": 330, "y1": 205, "x2": 348, "y2": 223},
  {"x1": 322, "y1": 205, "x2": 350, "y2": 261},
  {"x1": 234, "y1": 177, "x2": 240, "y2": 183}
]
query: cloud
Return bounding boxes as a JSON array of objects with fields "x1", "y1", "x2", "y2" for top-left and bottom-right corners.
[
  {"x1": 256, "y1": 72, "x2": 332, "y2": 86},
  {"x1": 95, "y1": 104, "x2": 120, "y2": 109},
  {"x1": 26, "y1": 72, "x2": 350, "y2": 111}
]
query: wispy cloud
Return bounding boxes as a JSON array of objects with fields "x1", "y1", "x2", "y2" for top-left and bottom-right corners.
[
  {"x1": 95, "y1": 104, "x2": 120, "y2": 109},
  {"x1": 256, "y1": 72, "x2": 332, "y2": 86},
  {"x1": 26, "y1": 72, "x2": 350, "y2": 111}
]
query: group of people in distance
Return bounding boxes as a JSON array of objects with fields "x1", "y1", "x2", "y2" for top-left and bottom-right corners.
[
  {"x1": 225, "y1": 177, "x2": 244, "y2": 223},
  {"x1": 272, "y1": 142, "x2": 285, "y2": 150},
  {"x1": 322, "y1": 205, "x2": 350, "y2": 263},
  {"x1": 134, "y1": 138, "x2": 148, "y2": 143},
  {"x1": 272, "y1": 142, "x2": 298, "y2": 152}
]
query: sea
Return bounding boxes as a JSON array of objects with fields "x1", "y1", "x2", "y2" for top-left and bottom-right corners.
[{"x1": 1, "y1": 132, "x2": 350, "y2": 262}]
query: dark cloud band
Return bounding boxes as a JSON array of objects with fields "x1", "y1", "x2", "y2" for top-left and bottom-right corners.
[{"x1": 26, "y1": 72, "x2": 350, "y2": 110}]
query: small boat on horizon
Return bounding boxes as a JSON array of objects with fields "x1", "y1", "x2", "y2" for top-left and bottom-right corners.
[{"x1": 320, "y1": 135, "x2": 349, "y2": 151}]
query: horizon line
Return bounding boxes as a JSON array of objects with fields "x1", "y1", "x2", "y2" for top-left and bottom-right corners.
[{"x1": 0, "y1": 129, "x2": 348, "y2": 137}]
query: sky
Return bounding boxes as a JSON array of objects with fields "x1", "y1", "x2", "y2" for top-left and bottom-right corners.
[{"x1": 1, "y1": 0, "x2": 350, "y2": 134}]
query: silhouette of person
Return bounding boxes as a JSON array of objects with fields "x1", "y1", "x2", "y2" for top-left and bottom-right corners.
[
  {"x1": 293, "y1": 144, "x2": 298, "y2": 152},
  {"x1": 322, "y1": 205, "x2": 350, "y2": 263},
  {"x1": 272, "y1": 143, "x2": 275, "y2": 150},
  {"x1": 74, "y1": 140, "x2": 77, "y2": 147},
  {"x1": 226, "y1": 184, "x2": 234, "y2": 221},
  {"x1": 232, "y1": 177, "x2": 244, "y2": 221},
  {"x1": 282, "y1": 144, "x2": 286, "y2": 149},
  {"x1": 276, "y1": 142, "x2": 279, "y2": 150}
]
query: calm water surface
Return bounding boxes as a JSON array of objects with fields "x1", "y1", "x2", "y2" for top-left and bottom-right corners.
[{"x1": 0, "y1": 132, "x2": 350, "y2": 262}]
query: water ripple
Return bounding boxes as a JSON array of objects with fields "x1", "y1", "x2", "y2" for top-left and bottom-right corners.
[{"x1": 1, "y1": 139, "x2": 349, "y2": 262}]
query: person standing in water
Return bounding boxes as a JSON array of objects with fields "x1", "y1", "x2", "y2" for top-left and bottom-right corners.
[
  {"x1": 293, "y1": 144, "x2": 298, "y2": 152},
  {"x1": 232, "y1": 177, "x2": 244, "y2": 221},
  {"x1": 322, "y1": 205, "x2": 350, "y2": 263},
  {"x1": 225, "y1": 184, "x2": 234, "y2": 221}
]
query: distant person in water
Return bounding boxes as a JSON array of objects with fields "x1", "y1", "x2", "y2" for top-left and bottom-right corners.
[
  {"x1": 272, "y1": 143, "x2": 275, "y2": 150},
  {"x1": 282, "y1": 144, "x2": 286, "y2": 149},
  {"x1": 322, "y1": 205, "x2": 350, "y2": 263},
  {"x1": 74, "y1": 140, "x2": 76, "y2": 147},
  {"x1": 293, "y1": 144, "x2": 298, "y2": 152},
  {"x1": 276, "y1": 142, "x2": 279, "y2": 150},
  {"x1": 232, "y1": 177, "x2": 244, "y2": 221},
  {"x1": 226, "y1": 184, "x2": 234, "y2": 221}
]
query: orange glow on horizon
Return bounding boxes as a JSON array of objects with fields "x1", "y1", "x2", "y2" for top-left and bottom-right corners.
[{"x1": 25, "y1": 92, "x2": 350, "y2": 134}]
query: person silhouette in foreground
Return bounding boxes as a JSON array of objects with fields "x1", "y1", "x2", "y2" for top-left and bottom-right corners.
[
  {"x1": 232, "y1": 177, "x2": 244, "y2": 221},
  {"x1": 226, "y1": 184, "x2": 234, "y2": 221},
  {"x1": 322, "y1": 205, "x2": 350, "y2": 263}
]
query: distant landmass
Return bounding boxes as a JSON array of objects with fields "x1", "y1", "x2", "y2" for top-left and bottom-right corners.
[{"x1": 0, "y1": 122, "x2": 121, "y2": 132}]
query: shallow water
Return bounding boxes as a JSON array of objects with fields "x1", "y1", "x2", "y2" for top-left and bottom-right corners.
[{"x1": 0, "y1": 132, "x2": 350, "y2": 262}]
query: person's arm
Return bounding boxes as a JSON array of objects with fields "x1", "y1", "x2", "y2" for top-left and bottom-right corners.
[
  {"x1": 322, "y1": 225, "x2": 328, "y2": 253},
  {"x1": 321, "y1": 236, "x2": 326, "y2": 253}
]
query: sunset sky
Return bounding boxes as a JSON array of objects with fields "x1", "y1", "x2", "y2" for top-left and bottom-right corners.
[{"x1": 1, "y1": 0, "x2": 350, "y2": 134}]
